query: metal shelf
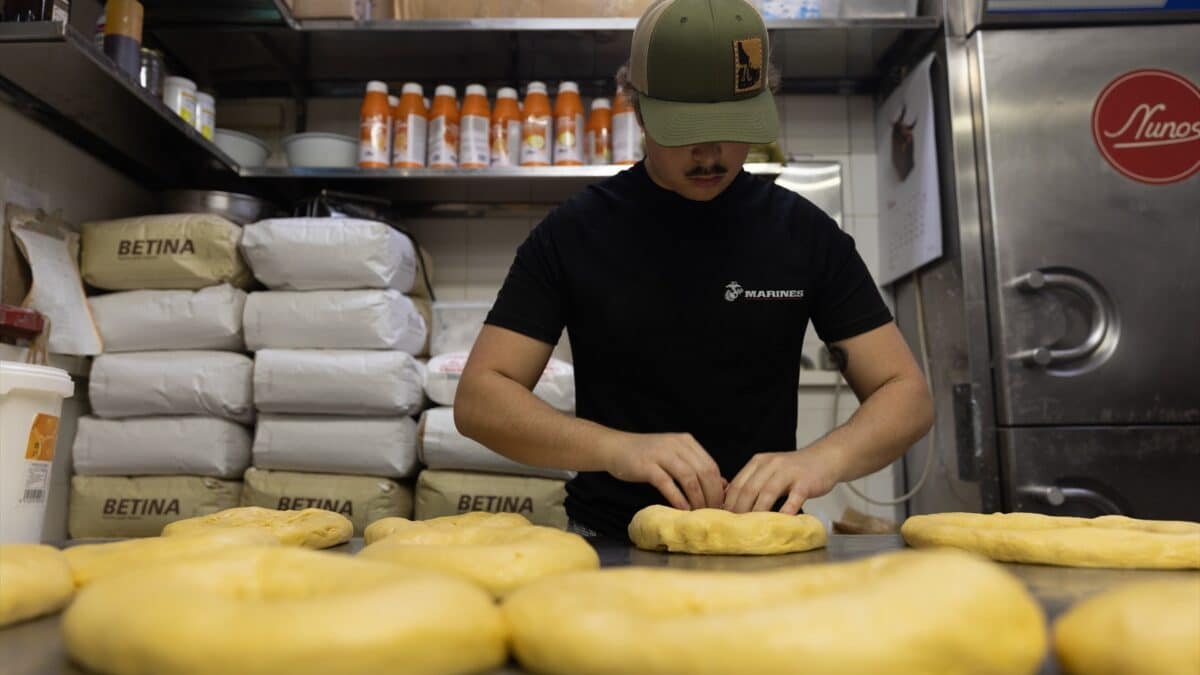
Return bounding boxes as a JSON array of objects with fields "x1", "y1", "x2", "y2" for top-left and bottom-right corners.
[
  {"x1": 279, "y1": 16, "x2": 940, "y2": 32},
  {"x1": 240, "y1": 163, "x2": 787, "y2": 204},
  {"x1": 144, "y1": 3, "x2": 940, "y2": 98},
  {"x1": 0, "y1": 21, "x2": 240, "y2": 186}
]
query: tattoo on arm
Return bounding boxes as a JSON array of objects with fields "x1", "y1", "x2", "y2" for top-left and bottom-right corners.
[{"x1": 827, "y1": 345, "x2": 849, "y2": 373}]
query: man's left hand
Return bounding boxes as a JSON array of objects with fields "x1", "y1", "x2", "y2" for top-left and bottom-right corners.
[{"x1": 723, "y1": 447, "x2": 843, "y2": 515}]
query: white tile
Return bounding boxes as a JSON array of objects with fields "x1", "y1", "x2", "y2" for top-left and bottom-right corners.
[
  {"x1": 465, "y1": 217, "x2": 529, "y2": 290},
  {"x1": 852, "y1": 215, "x2": 882, "y2": 283},
  {"x1": 464, "y1": 284, "x2": 502, "y2": 302},
  {"x1": 305, "y1": 98, "x2": 360, "y2": 138},
  {"x1": 849, "y1": 150, "x2": 879, "y2": 217},
  {"x1": 783, "y1": 95, "x2": 849, "y2": 156},
  {"x1": 433, "y1": 283, "x2": 469, "y2": 302},
  {"x1": 407, "y1": 217, "x2": 468, "y2": 289},
  {"x1": 849, "y1": 95, "x2": 878, "y2": 154}
]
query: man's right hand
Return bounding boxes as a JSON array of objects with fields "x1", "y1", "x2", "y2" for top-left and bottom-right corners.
[{"x1": 601, "y1": 432, "x2": 726, "y2": 510}]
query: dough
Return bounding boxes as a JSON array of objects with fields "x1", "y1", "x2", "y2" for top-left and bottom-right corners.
[
  {"x1": 1054, "y1": 578, "x2": 1200, "y2": 675},
  {"x1": 503, "y1": 549, "x2": 1046, "y2": 675},
  {"x1": 0, "y1": 544, "x2": 75, "y2": 627},
  {"x1": 902, "y1": 512, "x2": 1200, "y2": 569},
  {"x1": 359, "y1": 513, "x2": 598, "y2": 596},
  {"x1": 63, "y1": 547, "x2": 507, "y2": 675},
  {"x1": 161, "y1": 506, "x2": 352, "y2": 549},
  {"x1": 629, "y1": 505, "x2": 828, "y2": 555},
  {"x1": 365, "y1": 512, "x2": 530, "y2": 544},
  {"x1": 65, "y1": 529, "x2": 279, "y2": 587}
]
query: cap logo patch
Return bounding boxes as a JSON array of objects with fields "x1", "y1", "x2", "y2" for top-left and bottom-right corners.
[{"x1": 734, "y1": 37, "x2": 764, "y2": 94}]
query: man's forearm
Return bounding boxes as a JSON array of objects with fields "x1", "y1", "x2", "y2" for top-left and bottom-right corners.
[
  {"x1": 808, "y1": 374, "x2": 934, "y2": 482},
  {"x1": 455, "y1": 370, "x2": 625, "y2": 472}
]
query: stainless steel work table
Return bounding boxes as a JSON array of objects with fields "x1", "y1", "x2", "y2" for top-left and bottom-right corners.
[{"x1": 4, "y1": 535, "x2": 1194, "y2": 674}]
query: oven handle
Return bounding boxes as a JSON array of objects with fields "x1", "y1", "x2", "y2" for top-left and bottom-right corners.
[
  {"x1": 1011, "y1": 270, "x2": 1111, "y2": 367},
  {"x1": 1019, "y1": 485, "x2": 1124, "y2": 515}
]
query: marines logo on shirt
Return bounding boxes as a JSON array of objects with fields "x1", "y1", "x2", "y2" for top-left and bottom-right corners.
[{"x1": 725, "y1": 281, "x2": 745, "y2": 302}]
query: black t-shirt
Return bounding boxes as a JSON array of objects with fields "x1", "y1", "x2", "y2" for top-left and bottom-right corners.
[{"x1": 485, "y1": 162, "x2": 893, "y2": 538}]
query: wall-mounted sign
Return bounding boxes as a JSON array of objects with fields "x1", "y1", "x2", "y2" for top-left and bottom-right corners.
[{"x1": 1092, "y1": 69, "x2": 1200, "y2": 185}]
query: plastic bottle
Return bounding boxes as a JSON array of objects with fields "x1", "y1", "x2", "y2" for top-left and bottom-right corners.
[
  {"x1": 387, "y1": 94, "x2": 399, "y2": 160},
  {"x1": 490, "y1": 87, "x2": 522, "y2": 168},
  {"x1": 103, "y1": 0, "x2": 143, "y2": 80},
  {"x1": 459, "y1": 84, "x2": 491, "y2": 169},
  {"x1": 612, "y1": 87, "x2": 644, "y2": 165},
  {"x1": 520, "y1": 81, "x2": 553, "y2": 167},
  {"x1": 392, "y1": 83, "x2": 428, "y2": 168},
  {"x1": 586, "y1": 98, "x2": 612, "y2": 166},
  {"x1": 428, "y1": 85, "x2": 460, "y2": 169},
  {"x1": 553, "y1": 81, "x2": 585, "y2": 166},
  {"x1": 358, "y1": 80, "x2": 391, "y2": 169}
]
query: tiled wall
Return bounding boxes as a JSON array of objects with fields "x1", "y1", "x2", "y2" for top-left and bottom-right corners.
[
  {"x1": 225, "y1": 92, "x2": 906, "y2": 523},
  {"x1": 0, "y1": 98, "x2": 154, "y2": 543}
]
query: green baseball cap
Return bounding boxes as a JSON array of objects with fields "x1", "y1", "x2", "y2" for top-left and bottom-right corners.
[{"x1": 629, "y1": 0, "x2": 779, "y2": 147}]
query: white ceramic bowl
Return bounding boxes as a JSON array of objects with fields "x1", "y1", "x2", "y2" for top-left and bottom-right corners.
[
  {"x1": 282, "y1": 132, "x2": 358, "y2": 168},
  {"x1": 213, "y1": 128, "x2": 271, "y2": 167}
]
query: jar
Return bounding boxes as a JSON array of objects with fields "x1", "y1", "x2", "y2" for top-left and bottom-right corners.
[
  {"x1": 195, "y1": 92, "x2": 215, "y2": 140},
  {"x1": 138, "y1": 48, "x2": 164, "y2": 97},
  {"x1": 162, "y1": 75, "x2": 197, "y2": 126}
]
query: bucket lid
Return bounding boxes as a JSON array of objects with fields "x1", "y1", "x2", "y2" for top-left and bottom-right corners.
[{"x1": 0, "y1": 361, "x2": 74, "y2": 399}]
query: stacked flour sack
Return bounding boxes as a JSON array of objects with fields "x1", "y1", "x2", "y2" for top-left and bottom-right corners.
[
  {"x1": 240, "y1": 217, "x2": 434, "y2": 535},
  {"x1": 74, "y1": 213, "x2": 255, "y2": 538},
  {"x1": 418, "y1": 302, "x2": 576, "y2": 529}
]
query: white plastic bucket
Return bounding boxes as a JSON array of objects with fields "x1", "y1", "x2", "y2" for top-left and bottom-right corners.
[{"x1": 0, "y1": 361, "x2": 74, "y2": 543}]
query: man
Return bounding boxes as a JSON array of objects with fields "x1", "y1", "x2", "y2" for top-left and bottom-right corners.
[{"x1": 455, "y1": 0, "x2": 933, "y2": 539}]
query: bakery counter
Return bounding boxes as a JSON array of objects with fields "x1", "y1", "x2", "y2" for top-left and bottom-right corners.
[{"x1": 4, "y1": 535, "x2": 1194, "y2": 675}]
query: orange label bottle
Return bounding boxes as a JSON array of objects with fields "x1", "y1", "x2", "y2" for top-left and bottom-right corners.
[
  {"x1": 491, "y1": 86, "x2": 522, "y2": 167},
  {"x1": 612, "y1": 87, "x2": 644, "y2": 165},
  {"x1": 520, "y1": 81, "x2": 552, "y2": 167},
  {"x1": 387, "y1": 94, "x2": 399, "y2": 161},
  {"x1": 428, "y1": 85, "x2": 460, "y2": 169},
  {"x1": 553, "y1": 81, "x2": 585, "y2": 166},
  {"x1": 392, "y1": 82, "x2": 428, "y2": 168},
  {"x1": 459, "y1": 84, "x2": 491, "y2": 169},
  {"x1": 586, "y1": 98, "x2": 612, "y2": 165},
  {"x1": 358, "y1": 80, "x2": 391, "y2": 168}
]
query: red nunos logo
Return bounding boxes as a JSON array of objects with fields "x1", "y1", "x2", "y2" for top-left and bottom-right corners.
[{"x1": 1092, "y1": 69, "x2": 1200, "y2": 185}]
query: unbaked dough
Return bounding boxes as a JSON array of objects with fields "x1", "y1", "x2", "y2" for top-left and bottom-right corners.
[
  {"x1": 161, "y1": 506, "x2": 352, "y2": 549},
  {"x1": 902, "y1": 512, "x2": 1200, "y2": 569},
  {"x1": 503, "y1": 549, "x2": 1046, "y2": 675},
  {"x1": 629, "y1": 505, "x2": 828, "y2": 555},
  {"x1": 0, "y1": 544, "x2": 74, "y2": 627},
  {"x1": 65, "y1": 529, "x2": 279, "y2": 587},
  {"x1": 359, "y1": 513, "x2": 598, "y2": 596},
  {"x1": 63, "y1": 547, "x2": 507, "y2": 675},
  {"x1": 365, "y1": 512, "x2": 530, "y2": 544},
  {"x1": 1054, "y1": 578, "x2": 1200, "y2": 675}
]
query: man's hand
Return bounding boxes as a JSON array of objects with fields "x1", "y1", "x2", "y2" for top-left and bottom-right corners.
[
  {"x1": 723, "y1": 447, "x2": 844, "y2": 515},
  {"x1": 601, "y1": 433, "x2": 726, "y2": 511}
]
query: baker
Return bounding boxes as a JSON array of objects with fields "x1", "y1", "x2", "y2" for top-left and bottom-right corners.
[{"x1": 456, "y1": 0, "x2": 933, "y2": 539}]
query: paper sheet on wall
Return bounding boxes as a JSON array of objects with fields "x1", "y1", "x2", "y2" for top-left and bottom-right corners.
[
  {"x1": 876, "y1": 53, "x2": 943, "y2": 285},
  {"x1": 10, "y1": 206, "x2": 103, "y2": 355}
]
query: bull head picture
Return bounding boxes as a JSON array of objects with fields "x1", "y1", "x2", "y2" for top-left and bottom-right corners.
[{"x1": 891, "y1": 105, "x2": 918, "y2": 182}]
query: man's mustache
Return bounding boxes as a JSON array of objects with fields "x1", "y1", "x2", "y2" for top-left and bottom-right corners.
[{"x1": 686, "y1": 165, "x2": 728, "y2": 178}]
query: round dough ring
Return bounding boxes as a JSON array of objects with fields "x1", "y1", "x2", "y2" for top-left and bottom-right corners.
[
  {"x1": 0, "y1": 544, "x2": 74, "y2": 628},
  {"x1": 63, "y1": 547, "x2": 507, "y2": 675},
  {"x1": 162, "y1": 506, "x2": 353, "y2": 549},
  {"x1": 629, "y1": 505, "x2": 828, "y2": 555},
  {"x1": 65, "y1": 529, "x2": 279, "y2": 587},
  {"x1": 359, "y1": 513, "x2": 598, "y2": 596},
  {"x1": 1054, "y1": 578, "x2": 1200, "y2": 675},
  {"x1": 901, "y1": 512, "x2": 1200, "y2": 569},
  {"x1": 504, "y1": 549, "x2": 1046, "y2": 675}
]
